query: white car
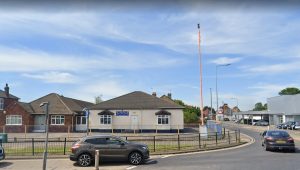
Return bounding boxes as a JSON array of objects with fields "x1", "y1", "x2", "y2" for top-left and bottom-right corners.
[{"x1": 291, "y1": 121, "x2": 300, "y2": 130}]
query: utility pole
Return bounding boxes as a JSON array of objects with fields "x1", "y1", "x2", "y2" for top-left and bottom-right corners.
[
  {"x1": 40, "y1": 102, "x2": 50, "y2": 170},
  {"x1": 197, "y1": 23, "x2": 204, "y2": 126}
]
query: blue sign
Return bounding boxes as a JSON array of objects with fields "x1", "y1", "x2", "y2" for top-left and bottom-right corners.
[{"x1": 116, "y1": 111, "x2": 129, "y2": 116}]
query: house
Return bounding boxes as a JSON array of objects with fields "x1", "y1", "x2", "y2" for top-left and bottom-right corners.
[
  {"x1": 88, "y1": 91, "x2": 185, "y2": 132},
  {"x1": 0, "y1": 84, "x2": 94, "y2": 133},
  {"x1": 0, "y1": 84, "x2": 34, "y2": 133},
  {"x1": 29, "y1": 93, "x2": 94, "y2": 132}
]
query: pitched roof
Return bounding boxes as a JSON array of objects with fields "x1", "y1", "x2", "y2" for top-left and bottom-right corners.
[
  {"x1": 89, "y1": 91, "x2": 185, "y2": 110},
  {"x1": 19, "y1": 102, "x2": 34, "y2": 113},
  {"x1": 0, "y1": 90, "x2": 19, "y2": 99},
  {"x1": 30, "y1": 93, "x2": 94, "y2": 114}
]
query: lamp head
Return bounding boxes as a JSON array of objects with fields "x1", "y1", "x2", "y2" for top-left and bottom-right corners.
[{"x1": 39, "y1": 102, "x2": 49, "y2": 107}]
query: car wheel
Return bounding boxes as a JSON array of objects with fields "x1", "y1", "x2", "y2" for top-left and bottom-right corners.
[
  {"x1": 77, "y1": 153, "x2": 92, "y2": 167},
  {"x1": 129, "y1": 151, "x2": 143, "y2": 165}
]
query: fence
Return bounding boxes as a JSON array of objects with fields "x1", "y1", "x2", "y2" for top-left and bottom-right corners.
[{"x1": 0, "y1": 130, "x2": 241, "y2": 157}]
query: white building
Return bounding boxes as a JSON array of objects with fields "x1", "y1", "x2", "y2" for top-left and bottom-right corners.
[
  {"x1": 88, "y1": 91, "x2": 184, "y2": 132},
  {"x1": 267, "y1": 94, "x2": 300, "y2": 125}
]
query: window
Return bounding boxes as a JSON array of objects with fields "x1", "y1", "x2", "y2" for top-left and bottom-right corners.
[
  {"x1": 51, "y1": 115, "x2": 65, "y2": 125},
  {"x1": 100, "y1": 115, "x2": 112, "y2": 124},
  {"x1": 6, "y1": 115, "x2": 22, "y2": 125},
  {"x1": 0, "y1": 98, "x2": 4, "y2": 110},
  {"x1": 85, "y1": 138, "x2": 107, "y2": 145},
  {"x1": 157, "y1": 115, "x2": 169, "y2": 125}
]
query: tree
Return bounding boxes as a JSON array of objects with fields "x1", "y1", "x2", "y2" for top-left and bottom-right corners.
[
  {"x1": 174, "y1": 99, "x2": 201, "y2": 123},
  {"x1": 279, "y1": 87, "x2": 300, "y2": 95},
  {"x1": 94, "y1": 95, "x2": 103, "y2": 104},
  {"x1": 253, "y1": 102, "x2": 267, "y2": 111}
]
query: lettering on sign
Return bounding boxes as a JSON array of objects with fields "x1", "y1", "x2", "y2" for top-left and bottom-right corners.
[{"x1": 116, "y1": 111, "x2": 129, "y2": 116}]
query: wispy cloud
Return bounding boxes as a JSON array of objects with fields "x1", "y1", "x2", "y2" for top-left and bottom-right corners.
[
  {"x1": 210, "y1": 57, "x2": 241, "y2": 65},
  {"x1": 242, "y1": 62, "x2": 300, "y2": 74},
  {"x1": 22, "y1": 71, "x2": 77, "y2": 83}
]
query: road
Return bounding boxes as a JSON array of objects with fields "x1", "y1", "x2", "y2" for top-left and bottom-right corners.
[{"x1": 1, "y1": 126, "x2": 299, "y2": 170}]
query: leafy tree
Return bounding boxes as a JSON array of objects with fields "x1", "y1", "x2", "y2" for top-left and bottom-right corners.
[
  {"x1": 94, "y1": 95, "x2": 103, "y2": 104},
  {"x1": 253, "y1": 102, "x2": 267, "y2": 111},
  {"x1": 279, "y1": 87, "x2": 300, "y2": 95},
  {"x1": 174, "y1": 99, "x2": 201, "y2": 123}
]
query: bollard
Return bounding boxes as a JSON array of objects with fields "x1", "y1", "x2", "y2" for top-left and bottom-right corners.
[{"x1": 95, "y1": 150, "x2": 99, "y2": 170}]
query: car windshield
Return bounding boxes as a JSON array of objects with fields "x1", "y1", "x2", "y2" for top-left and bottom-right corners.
[{"x1": 268, "y1": 131, "x2": 289, "y2": 137}]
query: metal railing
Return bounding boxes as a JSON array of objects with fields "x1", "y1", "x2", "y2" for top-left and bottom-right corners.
[{"x1": 1, "y1": 130, "x2": 241, "y2": 157}]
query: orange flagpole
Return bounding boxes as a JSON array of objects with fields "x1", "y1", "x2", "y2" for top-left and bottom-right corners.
[{"x1": 198, "y1": 24, "x2": 204, "y2": 126}]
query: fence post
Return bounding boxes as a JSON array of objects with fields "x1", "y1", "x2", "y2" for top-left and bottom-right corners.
[
  {"x1": 238, "y1": 129, "x2": 241, "y2": 143},
  {"x1": 153, "y1": 136, "x2": 156, "y2": 152},
  {"x1": 235, "y1": 130, "x2": 238, "y2": 143},
  {"x1": 228, "y1": 131, "x2": 231, "y2": 144},
  {"x1": 215, "y1": 132, "x2": 218, "y2": 146},
  {"x1": 63, "y1": 138, "x2": 67, "y2": 155},
  {"x1": 223, "y1": 128, "x2": 225, "y2": 139},
  {"x1": 198, "y1": 133, "x2": 201, "y2": 148},
  {"x1": 177, "y1": 134, "x2": 180, "y2": 150},
  {"x1": 32, "y1": 138, "x2": 35, "y2": 156}
]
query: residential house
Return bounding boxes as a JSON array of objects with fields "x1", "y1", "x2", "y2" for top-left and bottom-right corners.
[
  {"x1": 89, "y1": 91, "x2": 185, "y2": 132},
  {"x1": 29, "y1": 93, "x2": 94, "y2": 132}
]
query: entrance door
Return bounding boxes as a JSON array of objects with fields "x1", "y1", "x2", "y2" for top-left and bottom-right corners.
[
  {"x1": 131, "y1": 115, "x2": 138, "y2": 130},
  {"x1": 34, "y1": 115, "x2": 46, "y2": 132},
  {"x1": 76, "y1": 116, "x2": 87, "y2": 131}
]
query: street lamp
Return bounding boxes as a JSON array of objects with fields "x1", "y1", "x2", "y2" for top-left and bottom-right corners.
[
  {"x1": 216, "y1": 64, "x2": 231, "y2": 119},
  {"x1": 40, "y1": 102, "x2": 49, "y2": 170}
]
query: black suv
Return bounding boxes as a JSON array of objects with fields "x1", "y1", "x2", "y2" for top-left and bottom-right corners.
[
  {"x1": 70, "y1": 135, "x2": 149, "y2": 166},
  {"x1": 0, "y1": 145, "x2": 5, "y2": 161}
]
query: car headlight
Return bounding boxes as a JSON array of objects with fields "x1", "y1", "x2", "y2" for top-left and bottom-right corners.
[{"x1": 142, "y1": 146, "x2": 148, "y2": 150}]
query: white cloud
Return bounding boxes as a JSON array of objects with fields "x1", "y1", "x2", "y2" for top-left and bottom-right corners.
[
  {"x1": 22, "y1": 71, "x2": 77, "y2": 83},
  {"x1": 244, "y1": 62, "x2": 300, "y2": 74},
  {"x1": 210, "y1": 57, "x2": 241, "y2": 65}
]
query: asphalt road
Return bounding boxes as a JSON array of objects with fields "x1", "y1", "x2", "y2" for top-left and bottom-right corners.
[{"x1": 135, "y1": 127, "x2": 300, "y2": 170}]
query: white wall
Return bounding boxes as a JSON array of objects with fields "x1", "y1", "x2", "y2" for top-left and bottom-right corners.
[{"x1": 89, "y1": 109, "x2": 184, "y2": 130}]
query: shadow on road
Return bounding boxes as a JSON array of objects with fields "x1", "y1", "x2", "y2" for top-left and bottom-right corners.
[
  {"x1": 0, "y1": 162, "x2": 13, "y2": 168},
  {"x1": 72, "y1": 159, "x2": 157, "y2": 167}
]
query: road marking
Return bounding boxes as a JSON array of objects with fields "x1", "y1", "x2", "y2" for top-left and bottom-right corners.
[{"x1": 126, "y1": 166, "x2": 137, "y2": 170}]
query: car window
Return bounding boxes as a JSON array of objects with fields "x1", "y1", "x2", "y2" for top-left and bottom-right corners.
[
  {"x1": 106, "y1": 137, "x2": 121, "y2": 144},
  {"x1": 262, "y1": 131, "x2": 267, "y2": 136},
  {"x1": 267, "y1": 131, "x2": 289, "y2": 137},
  {"x1": 85, "y1": 138, "x2": 107, "y2": 145}
]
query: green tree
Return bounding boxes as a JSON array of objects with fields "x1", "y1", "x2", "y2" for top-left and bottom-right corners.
[
  {"x1": 253, "y1": 102, "x2": 267, "y2": 111},
  {"x1": 279, "y1": 87, "x2": 300, "y2": 95},
  {"x1": 174, "y1": 99, "x2": 201, "y2": 123},
  {"x1": 94, "y1": 95, "x2": 103, "y2": 104}
]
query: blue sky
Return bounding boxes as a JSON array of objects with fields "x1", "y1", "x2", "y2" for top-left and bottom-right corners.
[{"x1": 1, "y1": 1, "x2": 300, "y2": 111}]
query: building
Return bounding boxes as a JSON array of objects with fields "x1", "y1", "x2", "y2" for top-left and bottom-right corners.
[
  {"x1": 267, "y1": 94, "x2": 300, "y2": 125},
  {"x1": 29, "y1": 93, "x2": 94, "y2": 132},
  {"x1": 89, "y1": 91, "x2": 185, "y2": 132},
  {"x1": 0, "y1": 84, "x2": 94, "y2": 133},
  {"x1": 0, "y1": 84, "x2": 34, "y2": 133}
]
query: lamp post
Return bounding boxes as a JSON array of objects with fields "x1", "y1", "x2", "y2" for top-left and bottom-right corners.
[
  {"x1": 40, "y1": 102, "x2": 49, "y2": 170},
  {"x1": 216, "y1": 64, "x2": 231, "y2": 119}
]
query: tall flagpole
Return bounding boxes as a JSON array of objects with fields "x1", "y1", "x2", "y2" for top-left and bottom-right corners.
[{"x1": 198, "y1": 24, "x2": 204, "y2": 126}]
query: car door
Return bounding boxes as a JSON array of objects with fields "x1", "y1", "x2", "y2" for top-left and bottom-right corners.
[
  {"x1": 85, "y1": 138, "x2": 110, "y2": 158},
  {"x1": 105, "y1": 137, "x2": 128, "y2": 159}
]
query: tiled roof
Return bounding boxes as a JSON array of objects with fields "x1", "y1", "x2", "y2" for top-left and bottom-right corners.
[
  {"x1": 19, "y1": 102, "x2": 34, "y2": 113},
  {"x1": 89, "y1": 91, "x2": 185, "y2": 110},
  {"x1": 0, "y1": 90, "x2": 19, "y2": 99},
  {"x1": 30, "y1": 93, "x2": 94, "y2": 115}
]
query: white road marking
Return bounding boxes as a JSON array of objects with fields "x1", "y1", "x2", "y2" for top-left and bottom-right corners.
[
  {"x1": 161, "y1": 155, "x2": 171, "y2": 158},
  {"x1": 126, "y1": 166, "x2": 137, "y2": 170}
]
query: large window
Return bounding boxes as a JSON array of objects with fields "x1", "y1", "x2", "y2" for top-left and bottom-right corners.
[
  {"x1": 100, "y1": 115, "x2": 112, "y2": 125},
  {"x1": 157, "y1": 115, "x2": 169, "y2": 125},
  {"x1": 51, "y1": 115, "x2": 65, "y2": 125},
  {"x1": 0, "y1": 98, "x2": 4, "y2": 110},
  {"x1": 6, "y1": 115, "x2": 22, "y2": 125}
]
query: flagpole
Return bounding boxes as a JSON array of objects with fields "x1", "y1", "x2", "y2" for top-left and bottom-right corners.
[{"x1": 198, "y1": 24, "x2": 204, "y2": 126}]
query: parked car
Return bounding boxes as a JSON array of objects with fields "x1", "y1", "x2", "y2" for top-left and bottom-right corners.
[
  {"x1": 70, "y1": 135, "x2": 149, "y2": 167},
  {"x1": 223, "y1": 118, "x2": 230, "y2": 121},
  {"x1": 289, "y1": 121, "x2": 300, "y2": 130},
  {"x1": 281, "y1": 121, "x2": 295, "y2": 129},
  {"x1": 261, "y1": 130, "x2": 295, "y2": 152},
  {"x1": 253, "y1": 120, "x2": 269, "y2": 126},
  {"x1": 0, "y1": 145, "x2": 5, "y2": 161},
  {"x1": 276, "y1": 123, "x2": 284, "y2": 129}
]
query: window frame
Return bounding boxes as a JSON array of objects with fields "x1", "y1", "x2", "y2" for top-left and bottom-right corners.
[
  {"x1": 0, "y1": 98, "x2": 4, "y2": 110},
  {"x1": 50, "y1": 115, "x2": 65, "y2": 125},
  {"x1": 157, "y1": 115, "x2": 170, "y2": 125},
  {"x1": 100, "y1": 115, "x2": 112, "y2": 125},
  {"x1": 6, "y1": 115, "x2": 22, "y2": 125}
]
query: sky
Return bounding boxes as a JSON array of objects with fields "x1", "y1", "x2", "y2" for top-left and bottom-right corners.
[{"x1": 1, "y1": 1, "x2": 300, "y2": 111}]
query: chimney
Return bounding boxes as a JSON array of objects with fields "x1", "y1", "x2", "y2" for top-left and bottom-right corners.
[
  {"x1": 152, "y1": 92, "x2": 157, "y2": 97},
  {"x1": 167, "y1": 93, "x2": 172, "y2": 99},
  {"x1": 4, "y1": 83, "x2": 9, "y2": 97}
]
